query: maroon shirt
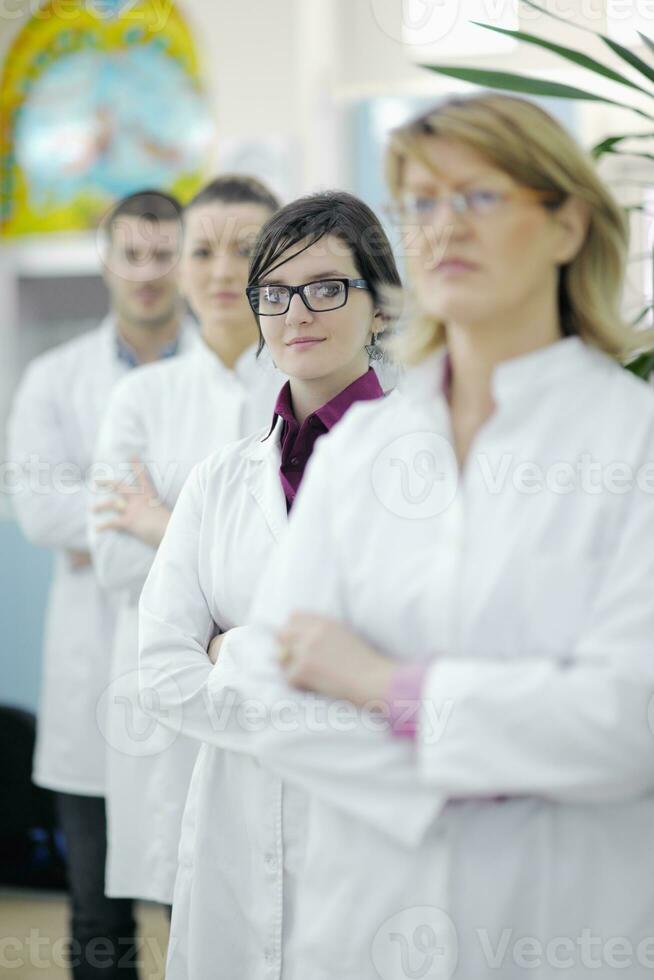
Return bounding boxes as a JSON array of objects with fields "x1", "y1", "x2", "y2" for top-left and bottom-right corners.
[{"x1": 271, "y1": 368, "x2": 384, "y2": 510}]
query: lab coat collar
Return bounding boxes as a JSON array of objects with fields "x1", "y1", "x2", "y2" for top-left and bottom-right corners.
[
  {"x1": 190, "y1": 339, "x2": 266, "y2": 385},
  {"x1": 401, "y1": 336, "x2": 596, "y2": 408},
  {"x1": 241, "y1": 418, "x2": 287, "y2": 540},
  {"x1": 490, "y1": 335, "x2": 592, "y2": 404},
  {"x1": 241, "y1": 416, "x2": 285, "y2": 461},
  {"x1": 398, "y1": 347, "x2": 450, "y2": 404}
]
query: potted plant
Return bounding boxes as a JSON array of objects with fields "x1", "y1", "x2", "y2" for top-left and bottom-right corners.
[{"x1": 421, "y1": 0, "x2": 654, "y2": 377}]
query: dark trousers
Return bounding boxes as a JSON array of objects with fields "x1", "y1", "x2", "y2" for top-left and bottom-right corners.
[{"x1": 55, "y1": 792, "x2": 140, "y2": 979}]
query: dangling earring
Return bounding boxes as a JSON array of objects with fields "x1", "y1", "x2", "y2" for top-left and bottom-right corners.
[{"x1": 365, "y1": 331, "x2": 383, "y2": 362}]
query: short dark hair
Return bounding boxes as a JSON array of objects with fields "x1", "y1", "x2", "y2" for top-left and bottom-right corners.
[
  {"x1": 184, "y1": 174, "x2": 281, "y2": 217},
  {"x1": 248, "y1": 191, "x2": 401, "y2": 353},
  {"x1": 105, "y1": 189, "x2": 183, "y2": 243}
]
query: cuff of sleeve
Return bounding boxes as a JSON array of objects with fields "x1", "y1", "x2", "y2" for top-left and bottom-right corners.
[{"x1": 387, "y1": 662, "x2": 431, "y2": 739}]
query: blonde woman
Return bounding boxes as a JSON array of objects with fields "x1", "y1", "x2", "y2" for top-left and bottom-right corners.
[{"x1": 207, "y1": 94, "x2": 654, "y2": 979}]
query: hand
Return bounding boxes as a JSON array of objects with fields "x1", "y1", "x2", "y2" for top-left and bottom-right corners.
[
  {"x1": 67, "y1": 549, "x2": 92, "y2": 570},
  {"x1": 93, "y1": 456, "x2": 171, "y2": 548},
  {"x1": 276, "y1": 613, "x2": 395, "y2": 709},
  {"x1": 208, "y1": 633, "x2": 225, "y2": 665}
]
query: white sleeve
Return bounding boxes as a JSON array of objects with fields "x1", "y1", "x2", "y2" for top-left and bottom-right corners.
[
  {"x1": 416, "y1": 430, "x2": 654, "y2": 802},
  {"x1": 6, "y1": 359, "x2": 90, "y2": 551},
  {"x1": 138, "y1": 462, "x2": 219, "y2": 742},
  {"x1": 204, "y1": 439, "x2": 445, "y2": 847},
  {"x1": 89, "y1": 377, "x2": 156, "y2": 594}
]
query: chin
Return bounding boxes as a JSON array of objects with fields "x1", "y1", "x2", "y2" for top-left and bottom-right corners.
[
  {"x1": 417, "y1": 296, "x2": 483, "y2": 324},
  {"x1": 278, "y1": 354, "x2": 334, "y2": 380},
  {"x1": 136, "y1": 307, "x2": 173, "y2": 325}
]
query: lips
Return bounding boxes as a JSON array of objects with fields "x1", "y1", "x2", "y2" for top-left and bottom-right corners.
[
  {"x1": 211, "y1": 291, "x2": 240, "y2": 301},
  {"x1": 134, "y1": 287, "x2": 162, "y2": 302},
  {"x1": 286, "y1": 337, "x2": 327, "y2": 347},
  {"x1": 435, "y1": 258, "x2": 478, "y2": 274}
]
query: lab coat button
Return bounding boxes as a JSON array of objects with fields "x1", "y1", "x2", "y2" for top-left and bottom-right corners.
[{"x1": 264, "y1": 852, "x2": 276, "y2": 869}]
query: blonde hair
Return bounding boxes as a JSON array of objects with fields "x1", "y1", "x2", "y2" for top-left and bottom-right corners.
[{"x1": 385, "y1": 92, "x2": 654, "y2": 366}]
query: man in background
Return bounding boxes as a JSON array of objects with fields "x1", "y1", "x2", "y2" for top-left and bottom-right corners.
[{"x1": 7, "y1": 189, "x2": 196, "y2": 980}]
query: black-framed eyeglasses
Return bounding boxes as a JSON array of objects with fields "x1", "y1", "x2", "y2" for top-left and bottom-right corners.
[{"x1": 246, "y1": 277, "x2": 369, "y2": 316}]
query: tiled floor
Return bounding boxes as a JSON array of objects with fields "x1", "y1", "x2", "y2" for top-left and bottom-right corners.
[{"x1": 0, "y1": 890, "x2": 169, "y2": 979}]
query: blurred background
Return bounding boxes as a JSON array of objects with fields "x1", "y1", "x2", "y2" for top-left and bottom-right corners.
[{"x1": 0, "y1": 0, "x2": 652, "y2": 975}]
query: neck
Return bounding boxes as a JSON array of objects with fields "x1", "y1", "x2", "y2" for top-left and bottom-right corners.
[
  {"x1": 444, "y1": 286, "x2": 562, "y2": 470},
  {"x1": 116, "y1": 308, "x2": 181, "y2": 365},
  {"x1": 446, "y1": 286, "x2": 562, "y2": 414},
  {"x1": 201, "y1": 319, "x2": 259, "y2": 370},
  {"x1": 289, "y1": 352, "x2": 370, "y2": 425}
]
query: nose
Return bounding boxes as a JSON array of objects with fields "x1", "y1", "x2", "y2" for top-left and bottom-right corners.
[
  {"x1": 430, "y1": 197, "x2": 469, "y2": 230},
  {"x1": 209, "y1": 251, "x2": 236, "y2": 283},
  {"x1": 285, "y1": 291, "x2": 313, "y2": 327},
  {"x1": 424, "y1": 200, "x2": 470, "y2": 259}
]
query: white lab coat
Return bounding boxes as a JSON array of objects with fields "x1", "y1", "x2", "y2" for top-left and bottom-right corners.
[
  {"x1": 137, "y1": 380, "x2": 427, "y2": 979},
  {"x1": 198, "y1": 337, "x2": 654, "y2": 980},
  {"x1": 90, "y1": 339, "x2": 283, "y2": 903},
  {"x1": 138, "y1": 420, "x2": 303, "y2": 979},
  {"x1": 5, "y1": 316, "x2": 196, "y2": 794}
]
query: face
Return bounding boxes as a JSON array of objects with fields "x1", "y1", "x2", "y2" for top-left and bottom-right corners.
[
  {"x1": 255, "y1": 234, "x2": 379, "y2": 382},
  {"x1": 400, "y1": 137, "x2": 585, "y2": 330},
  {"x1": 103, "y1": 216, "x2": 182, "y2": 329},
  {"x1": 180, "y1": 200, "x2": 273, "y2": 332}
]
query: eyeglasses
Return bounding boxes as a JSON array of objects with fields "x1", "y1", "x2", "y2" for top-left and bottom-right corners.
[
  {"x1": 385, "y1": 188, "x2": 562, "y2": 224},
  {"x1": 246, "y1": 277, "x2": 370, "y2": 316}
]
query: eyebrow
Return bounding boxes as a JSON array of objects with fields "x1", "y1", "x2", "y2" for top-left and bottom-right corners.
[
  {"x1": 259, "y1": 269, "x2": 350, "y2": 286},
  {"x1": 405, "y1": 172, "x2": 503, "y2": 192}
]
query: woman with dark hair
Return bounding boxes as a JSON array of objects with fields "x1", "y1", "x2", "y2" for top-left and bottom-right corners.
[
  {"x1": 88, "y1": 174, "x2": 283, "y2": 911},
  {"x1": 138, "y1": 190, "x2": 401, "y2": 977}
]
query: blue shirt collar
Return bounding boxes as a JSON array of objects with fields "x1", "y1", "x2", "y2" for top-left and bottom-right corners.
[{"x1": 115, "y1": 332, "x2": 180, "y2": 369}]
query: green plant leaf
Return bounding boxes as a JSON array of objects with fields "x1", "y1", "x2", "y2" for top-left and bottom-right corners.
[
  {"x1": 521, "y1": 1, "x2": 654, "y2": 85},
  {"x1": 419, "y1": 65, "x2": 654, "y2": 119},
  {"x1": 625, "y1": 349, "x2": 654, "y2": 379},
  {"x1": 520, "y1": 0, "x2": 598, "y2": 34},
  {"x1": 591, "y1": 135, "x2": 636, "y2": 157},
  {"x1": 638, "y1": 32, "x2": 654, "y2": 59},
  {"x1": 602, "y1": 37, "x2": 654, "y2": 87},
  {"x1": 601, "y1": 148, "x2": 654, "y2": 162},
  {"x1": 592, "y1": 133, "x2": 654, "y2": 159},
  {"x1": 471, "y1": 22, "x2": 651, "y2": 96},
  {"x1": 633, "y1": 306, "x2": 654, "y2": 325}
]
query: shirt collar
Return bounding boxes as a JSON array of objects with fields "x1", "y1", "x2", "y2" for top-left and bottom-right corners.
[
  {"x1": 315, "y1": 367, "x2": 384, "y2": 430},
  {"x1": 272, "y1": 380, "x2": 296, "y2": 427},
  {"x1": 115, "y1": 331, "x2": 180, "y2": 369},
  {"x1": 264, "y1": 367, "x2": 385, "y2": 440}
]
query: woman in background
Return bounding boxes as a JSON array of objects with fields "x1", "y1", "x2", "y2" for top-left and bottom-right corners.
[{"x1": 90, "y1": 174, "x2": 282, "y2": 910}]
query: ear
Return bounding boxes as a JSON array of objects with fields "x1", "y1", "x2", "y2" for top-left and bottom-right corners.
[{"x1": 551, "y1": 197, "x2": 591, "y2": 266}]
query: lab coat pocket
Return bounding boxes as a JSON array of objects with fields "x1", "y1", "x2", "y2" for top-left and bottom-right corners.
[{"x1": 523, "y1": 554, "x2": 602, "y2": 659}]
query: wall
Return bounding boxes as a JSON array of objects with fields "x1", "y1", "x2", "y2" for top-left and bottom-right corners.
[{"x1": 0, "y1": 0, "x2": 652, "y2": 711}]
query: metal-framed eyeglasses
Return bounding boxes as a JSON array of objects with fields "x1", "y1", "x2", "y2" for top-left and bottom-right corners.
[{"x1": 385, "y1": 188, "x2": 563, "y2": 224}]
